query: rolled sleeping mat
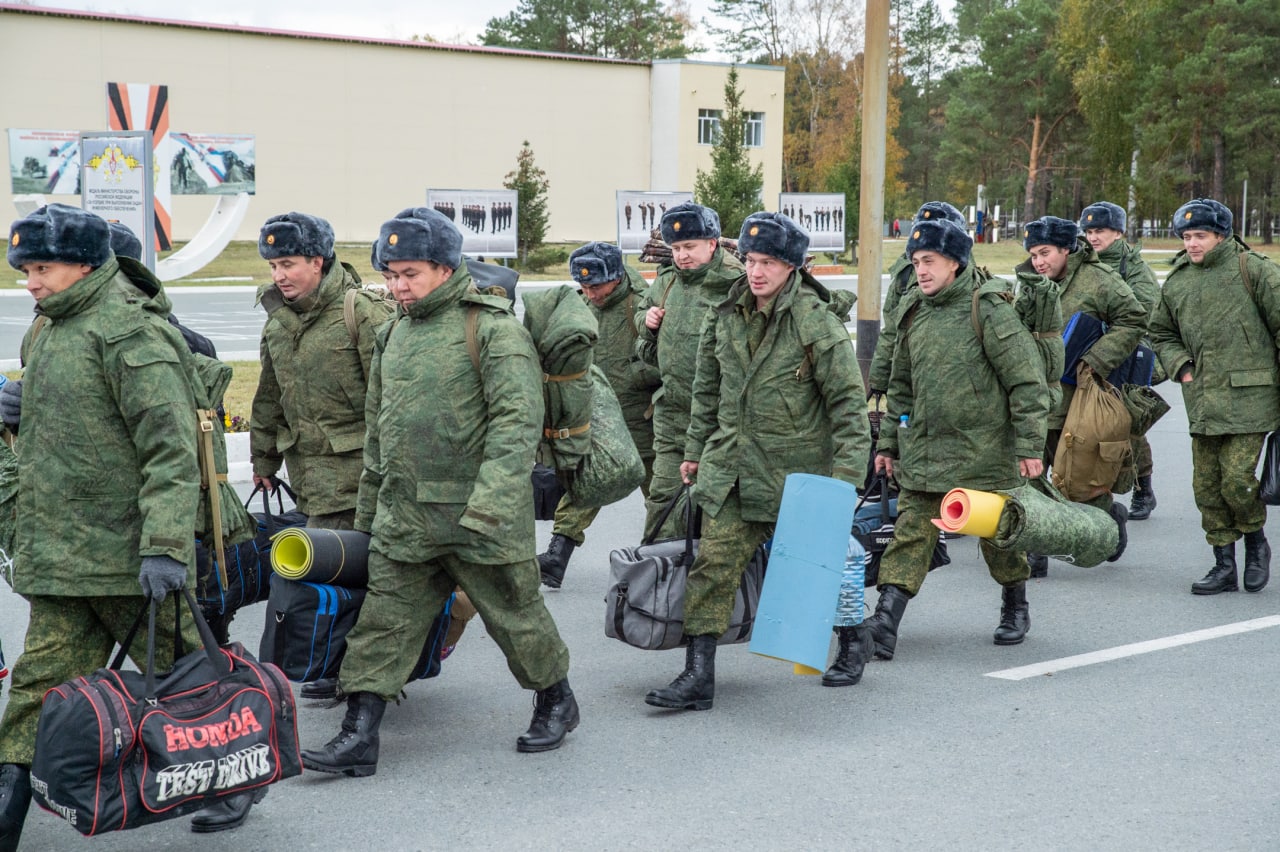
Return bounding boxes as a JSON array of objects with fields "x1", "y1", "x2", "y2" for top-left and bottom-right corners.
[
  {"x1": 990, "y1": 477, "x2": 1118, "y2": 568},
  {"x1": 932, "y1": 488, "x2": 1009, "y2": 538},
  {"x1": 270, "y1": 528, "x2": 371, "y2": 588}
]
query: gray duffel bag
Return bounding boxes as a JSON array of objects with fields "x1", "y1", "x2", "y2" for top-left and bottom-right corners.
[{"x1": 604, "y1": 488, "x2": 768, "y2": 651}]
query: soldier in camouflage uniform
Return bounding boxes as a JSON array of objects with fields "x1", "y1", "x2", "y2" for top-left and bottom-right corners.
[
  {"x1": 301, "y1": 208, "x2": 576, "y2": 777},
  {"x1": 867, "y1": 218, "x2": 1048, "y2": 660},
  {"x1": 644, "y1": 212, "x2": 870, "y2": 712},
  {"x1": 634, "y1": 202, "x2": 745, "y2": 540},
  {"x1": 0, "y1": 205, "x2": 205, "y2": 848},
  {"x1": 251, "y1": 212, "x2": 394, "y2": 704},
  {"x1": 868, "y1": 201, "x2": 968, "y2": 395},
  {"x1": 1079, "y1": 201, "x2": 1163, "y2": 520},
  {"x1": 537, "y1": 242, "x2": 660, "y2": 588},
  {"x1": 1150, "y1": 198, "x2": 1280, "y2": 596},
  {"x1": 1016, "y1": 215, "x2": 1146, "y2": 574}
]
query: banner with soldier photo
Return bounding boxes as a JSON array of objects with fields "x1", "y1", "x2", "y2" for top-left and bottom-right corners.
[
  {"x1": 7, "y1": 129, "x2": 82, "y2": 195},
  {"x1": 617, "y1": 191, "x2": 693, "y2": 253},
  {"x1": 778, "y1": 193, "x2": 846, "y2": 253},
  {"x1": 427, "y1": 189, "x2": 518, "y2": 258},
  {"x1": 169, "y1": 132, "x2": 256, "y2": 196}
]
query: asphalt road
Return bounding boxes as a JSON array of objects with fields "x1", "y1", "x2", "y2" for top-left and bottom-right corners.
[{"x1": 2, "y1": 383, "x2": 1279, "y2": 850}]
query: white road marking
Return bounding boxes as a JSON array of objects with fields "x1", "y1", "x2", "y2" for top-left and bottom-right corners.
[{"x1": 985, "y1": 615, "x2": 1280, "y2": 680}]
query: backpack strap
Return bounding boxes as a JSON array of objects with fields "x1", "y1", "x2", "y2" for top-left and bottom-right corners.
[
  {"x1": 465, "y1": 304, "x2": 481, "y2": 373},
  {"x1": 343, "y1": 288, "x2": 360, "y2": 348},
  {"x1": 1240, "y1": 253, "x2": 1254, "y2": 301},
  {"x1": 196, "y1": 406, "x2": 229, "y2": 589}
]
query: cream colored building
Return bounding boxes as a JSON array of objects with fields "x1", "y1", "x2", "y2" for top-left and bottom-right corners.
[{"x1": 0, "y1": 4, "x2": 784, "y2": 245}]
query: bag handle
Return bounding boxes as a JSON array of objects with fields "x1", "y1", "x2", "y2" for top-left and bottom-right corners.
[
  {"x1": 249, "y1": 478, "x2": 299, "y2": 537},
  {"x1": 854, "y1": 472, "x2": 893, "y2": 527},
  {"x1": 112, "y1": 590, "x2": 232, "y2": 701},
  {"x1": 641, "y1": 486, "x2": 687, "y2": 547}
]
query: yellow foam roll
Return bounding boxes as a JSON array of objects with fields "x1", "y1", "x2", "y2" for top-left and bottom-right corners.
[
  {"x1": 931, "y1": 487, "x2": 1008, "y2": 539},
  {"x1": 270, "y1": 528, "x2": 315, "y2": 580}
]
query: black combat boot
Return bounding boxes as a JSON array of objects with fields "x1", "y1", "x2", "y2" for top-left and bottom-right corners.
[
  {"x1": 516, "y1": 679, "x2": 580, "y2": 752},
  {"x1": 993, "y1": 582, "x2": 1030, "y2": 645},
  {"x1": 1106, "y1": 502, "x2": 1129, "y2": 562},
  {"x1": 300, "y1": 677, "x2": 338, "y2": 701},
  {"x1": 300, "y1": 691, "x2": 386, "y2": 777},
  {"x1": 0, "y1": 763, "x2": 31, "y2": 852},
  {"x1": 1243, "y1": 529, "x2": 1271, "y2": 593},
  {"x1": 189, "y1": 787, "x2": 268, "y2": 833},
  {"x1": 1129, "y1": 475, "x2": 1157, "y2": 520},
  {"x1": 821, "y1": 625, "x2": 874, "y2": 687},
  {"x1": 1192, "y1": 544, "x2": 1238, "y2": 595},
  {"x1": 864, "y1": 585, "x2": 910, "y2": 661},
  {"x1": 644, "y1": 634, "x2": 716, "y2": 711},
  {"x1": 1027, "y1": 553, "x2": 1049, "y2": 578},
  {"x1": 537, "y1": 534, "x2": 577, "y2": 589}
]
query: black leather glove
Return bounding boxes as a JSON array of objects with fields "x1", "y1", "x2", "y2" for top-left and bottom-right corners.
[
  {"x1": 0, "y1": 380, "x2": 22, "y2": 433},
  {"x1": 139, "y1": 555, "x2": 186, "y2": 601}
]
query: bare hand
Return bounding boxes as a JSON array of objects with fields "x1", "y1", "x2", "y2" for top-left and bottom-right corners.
[
  {"x1": 1179, "y1": 372, "x2": 1194, "y2": 383},
  {"x1": 874, "y1": 453, "x2": 895, "y2": 479},
  {"x1": 680, "y1": 460, "x2": 699, "y2": 484},
  {"x1": 1019, "y1": 458, "x2": 1044, "y2": 478},
  {"x1": 253, "y1": 474, "x2": 272, "y2": 490},
  {"x1": 645, "y1": 306, "x2": 666, "y2": 330}
]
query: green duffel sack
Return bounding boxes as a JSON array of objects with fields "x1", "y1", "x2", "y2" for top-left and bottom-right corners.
[
  {"x1": 1122, "y1": 384, "x2": 1171, "y2": 437},
  {"x1": 568, "y1": 366, "x2": 645, "y2": 508}
]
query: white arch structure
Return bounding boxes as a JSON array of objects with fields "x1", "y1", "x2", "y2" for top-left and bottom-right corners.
[{"x1": 11, "y1": 192, "x2": 251, "y2": 283}]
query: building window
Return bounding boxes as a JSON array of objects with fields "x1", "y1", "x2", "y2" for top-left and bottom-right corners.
[
  {"x1": 698, "y1": 109, "x2": 722, "y2": 145},
  {"x1": 744, "y1": 112, "x2": 765, "y2": 148}
]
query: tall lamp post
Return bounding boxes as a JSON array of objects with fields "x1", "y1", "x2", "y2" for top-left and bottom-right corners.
[{"x1": 857, "y1": 0, "x2": 891, "y2": 383}]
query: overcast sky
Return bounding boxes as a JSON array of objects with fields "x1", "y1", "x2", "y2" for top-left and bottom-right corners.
[{"x1": 26, "y1": 0, "x2": 727, "y2": 53}]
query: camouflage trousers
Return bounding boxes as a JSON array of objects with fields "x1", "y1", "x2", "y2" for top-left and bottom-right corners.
[
  {"x1": 0, "y1": 593, "x2": 199, "y2": 765},
  {"x1": 684, "y1": 488, "x2": 773, "y2": 637},
  {"x1": 553, "y1": 456, "x2": 653, "y2": 544},
  {"x1": 306, "y1": 508, "x2": 357, "y2": 530},
  {"x1": 340, "y1": 550, "x2": 569, "y2": 700},
  {"x1": 877, "y1": 489, "x2": 1029, "y2": 596},
  {"x1": 1131, "y1": 434, "x2": 1153, "y2": 478},
  {"x1": 1191, "y1": 432, "x2": 1267, "y2": 546},
  {"x1": 642, "y1": 396, "x2": 692, "y2": 541}
]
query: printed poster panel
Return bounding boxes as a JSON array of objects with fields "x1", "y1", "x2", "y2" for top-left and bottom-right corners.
[
  {"x1": 7, "y1": 129, "x2": 82, "y2": 195},
  {"x1": 170, "y1": 132, "x2": 257, "y2": 195},
  {"x1": 107, "y1": 82, "x2": 173, "y2": 250},
  {"x1": 778, "y1": 192, "x2": 846, "y2": 253},
  {"x1": 617, "y1": 191, "x2": 694, "y2": 253},
  {"x1": 80, "y1": 131, "x2": 155, "y2": 268},
  {"x1": 426, "y1": 189, "x2": 518, "y2": 258}
]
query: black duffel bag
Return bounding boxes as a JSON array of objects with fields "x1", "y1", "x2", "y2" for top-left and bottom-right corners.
[
  {"x1": 30, "y1": 590, "x2": 300, "y2": 836},
  {"x1": 260, "y1": 576, "x2": 457, "y2": 684},
  {"x1": 196, "y1": 480, "x2": 307, "y2": 630},
  {"x1": 532, "y1": 462, "x2": 565, "y2": 521}
]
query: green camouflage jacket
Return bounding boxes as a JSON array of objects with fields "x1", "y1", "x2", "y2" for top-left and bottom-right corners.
[
  {"x1": 355, "y1": 262, "x2": 543, "y2": 564},
  {"x1": 868, "y1": 252, "x2": 914, "y2": 394},
  {"x1": 584, "y1": 267, "x2": 660, "y2": 459},
  {"x1": 251, "y1": 259, "x2": 392, "y2": 515},
  {"x1": 878, "y1": 266, "x2": 1048, "y2": 493},
  {"x1": 634, "y1": 247, "x2": 745, "y2": 413},
  {"x1": 1096, "y1": 239, "x2": 1160, "y2": 320},
  {"x1": 1149, "y1": 237, "x2": 1280, "y2": 436},
  {"x1": 15, "y1": 258, "x2": 199, "y2": 596},
  {"x1": 685, "y1": 269, "x2": 870, "y2": 522},
  {"x1": 1017, "y1": 238, "x2": 1146, "y2": 428}
]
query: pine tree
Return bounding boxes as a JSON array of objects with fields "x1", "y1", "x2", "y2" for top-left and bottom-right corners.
[
  {"x1": 694, "y1": 66, "x2": 765, "y2": 240},
  {"x1": 503, "y1": 141, "x2": 550, "y2": 263}
]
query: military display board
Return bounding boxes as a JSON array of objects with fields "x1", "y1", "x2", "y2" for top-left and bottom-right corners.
[
  {"x1": 778, "y1": 192, "x2": 846, "y2": 253},
  {"x1": 169, "y1": 132, "x2": 256, "y2": 195},
  {"x1": 426, "y1": 189, "x2": 518, "y2": 258},
  {"x1": 7, "y1": 129, "x2": 82, "y2": 195},
  {"x1": 617, "y1": 190, "x2": 693, "y2": 253},
  {"x1": 80, "y1": 131, "x2": 155, "y2": 269}
]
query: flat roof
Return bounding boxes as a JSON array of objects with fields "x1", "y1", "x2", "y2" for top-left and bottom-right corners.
[{"x1": 0, "y1": 3, "x2": 647, "y2": 65}]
